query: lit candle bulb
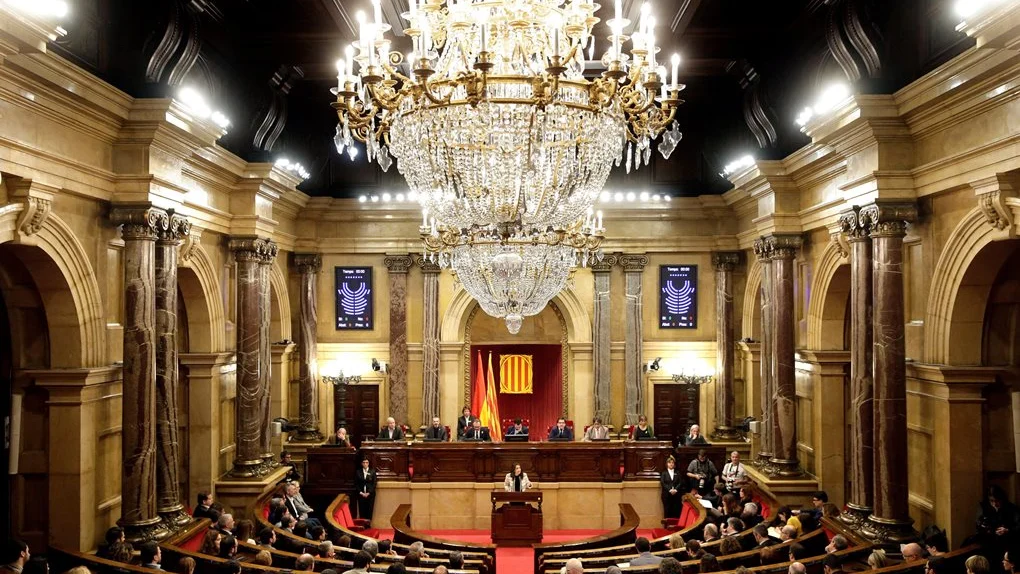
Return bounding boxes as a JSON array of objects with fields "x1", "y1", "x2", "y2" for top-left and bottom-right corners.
[
  {"x1": 336, "y1": 59, "x2": 346, "y2": 91},
  {"x1": 597, "y1": 210, "x2": 603, "y2": 229},
  {"x1": 648, "y1": 17, "x2": 656, "y2": 67},
  {"x1": 345, "y1": 44, "x2": 355, "y2": 79},
  {"x1": 410, "y1": 0, "x2": 417, "y2": 19},
  {"x1": 671, "y1": 53, "x2": 680, "y2": 89},
  {"x1": 422, "y1": 209, "x2": 428, "y2": 227},
  {"x1": 373, "y1": 0, "x2": 382, "y2": 27},
  {"x1": 614, "y1": 0, "x2": 622, "y2": 22}
]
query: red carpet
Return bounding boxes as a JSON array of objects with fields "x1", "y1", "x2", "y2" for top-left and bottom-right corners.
[{"x1": 373, "y1": 529, "x2": 659, "y2": 574}]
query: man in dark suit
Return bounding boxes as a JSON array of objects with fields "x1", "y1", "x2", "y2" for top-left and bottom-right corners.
[
  {"x1": 505, "y1": 418, "x2": 528, "y2": 437},
  {"x1": 193, "y1": 492, "x2": 215, "y2": 520},
  {"x1": 377, "y1": 417, "x2": 404, "y2": 440},
  {"x1": 753, "y1": 524, "x2": 778, "y2": 548},
  {"x1": 424, "y1": 416, "x2": 448, "y2": 440},
  {"x1": 353, "y1": 458, "x2": 376, "y2": 521},
  {"x1": 456, "y1": 406, "x2": 478, "y2": 439},
  {"x1": 547, "y1": 417, "x2": 573, "y2": 440},
  {"x1": 462, "y1": 419, "x2": 491, "y2": 441}
]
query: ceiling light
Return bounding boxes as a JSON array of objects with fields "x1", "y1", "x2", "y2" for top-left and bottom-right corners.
[
  {"x1": 614, "y1": 192, "x2": 624, "y2": 202},
  {"x1": 600, "y1": 190, "x2": 612, "y2": 202},
  {"x1": 664, "y1": 195, "x2": 672, "y2": 202},
  {"x1": 626, "y1": 192, "x2": 636, "y2": 201},
  {"x1": 639, "y1": 191, "x2": 650, "y2": 201},
  {"x1": 4, "y1": 0, "x2": 68, "y2": 18},
  {"x1": 210, "y1": 111, "x2": 231, "y2": 129},
  {"x1": 178, "y1": 87, "x2": 212, "y2": 119},
  {"x1": 382, "y1": 192, "x2": 392, "y2": 202},
  {"x1": 813, "y1": 83, "x2": 850, "y2": 114},
  {"x1": 359, "y1": 196, "x2": 367, "y2": 203},
  {"x1": 722, "y1": 155, "x2": 755, "y2": 176},
  {"x1": 370, "y1": 195, "x2": 379, "y2": 202},
  {"x1": 396, "y1": 193, "x2": 405, "y2": 202},
  {"x1": 795, "y1": 107, "x2": 814, "y2": 127}
]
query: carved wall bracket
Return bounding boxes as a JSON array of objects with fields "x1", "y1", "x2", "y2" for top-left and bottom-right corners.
[{"x1": 972, "y1": 174, "x2": 1018, "y2": 234}]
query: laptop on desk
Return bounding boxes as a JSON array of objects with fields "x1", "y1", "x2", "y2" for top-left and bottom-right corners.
[{"x1": 504, "y1": 434, "x2": 529, "y2": 442}]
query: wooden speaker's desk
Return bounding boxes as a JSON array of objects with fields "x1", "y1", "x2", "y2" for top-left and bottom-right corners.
[{"x1": 490, "y1": 491, "x2": 543, "y2": 546}]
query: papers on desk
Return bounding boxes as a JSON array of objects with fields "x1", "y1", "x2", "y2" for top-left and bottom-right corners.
[
  {"x1": 698, "y1": 499, "x2": 714, "y2": 509},
  {"x1": 768, "y1": 526, "x2": 783, "y2": 539},
  {"x1": 617, "y1": 563, "x2": 630, "y2": 569}
]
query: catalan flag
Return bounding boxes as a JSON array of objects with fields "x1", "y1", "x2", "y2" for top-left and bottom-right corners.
[
  {"x1": 499, "y1": 354, "x2": 534, "y2": 394},
  {"x1": 481, "y1": 352, "x2": 502, "y2": 441}
]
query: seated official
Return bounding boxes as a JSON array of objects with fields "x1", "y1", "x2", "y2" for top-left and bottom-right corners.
[
  {"x1": 424, "y1": 416, "x2": 448, "y2": 440},
  {"x1": 682, "y1": 424, "x2": 709, "y2": 446},
  {"x1": 548, "y1": 417, "x2": 574, "y2": 440},
  {"x1": 461, "y1": 419, "x2": 491, "y2": 441},
  {"x1": 333, "y1": 427, "x2": 352, "y2": 447},
  {"x1": 456, "y1": 406, "x2": 479, "y2": 439},
  {"x1": 583, "y1": 417, "x2": 610, "y2": 441},
  {"x1": 504, "y1": 463, "x2": 533, "y2": 492},
  {"x1": 632, "y1": 415, "x2": 654, "y2": 439},
  {"x1": 377, "y1": 417, "x2": 404, "y2": 440},
  {"x1": 505, "y1": 418, "x2": 529, "y2": 437}
]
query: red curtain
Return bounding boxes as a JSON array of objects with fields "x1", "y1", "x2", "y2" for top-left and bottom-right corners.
[{"x1": 470, "y1": 344, "x2": 562, "y2": 439}]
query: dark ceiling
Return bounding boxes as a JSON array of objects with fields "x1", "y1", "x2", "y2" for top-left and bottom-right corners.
[{"x1": 53, "y1": 0, "x2": 972, "y2": 197}]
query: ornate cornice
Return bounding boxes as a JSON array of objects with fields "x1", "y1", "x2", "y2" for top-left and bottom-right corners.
[
  {"x1": 590, "y1": 253, "x2": 618, "y2": 273},
  {"x1": 157, "y1": 210, "x2": 191, "y2": 245},
  {"x1": 111, "y1": 205, "x2": 169, "y2": 241},
  {"x1": 711, "y1": 251, "x2": 741, "y2": 272},
  {"x1": 293, "y1": 253, "x2": 322, "y2": 274},
  {"x1": 752, "y1": 234, "x2": 802, "y2": 262},
  {"x1": 859, "y1": 201, "x2": 917, "y2": 239},
  {"x1": 618, "y1": 253, "x2": 649, "y2": 273},
  {"x1": 384, "y1": 254, "x2": 414, "y2": 274},
  {"x1": 229, "y1": 237, "x2": 278, "y2": 263},
  {"x1": 415, "y1": 255, "x2": 442, "y2": 274}
]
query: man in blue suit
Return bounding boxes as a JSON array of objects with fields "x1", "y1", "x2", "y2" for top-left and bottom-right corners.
[{"x1": 548, "y1": 417, "x2": 574, "y2": 440}]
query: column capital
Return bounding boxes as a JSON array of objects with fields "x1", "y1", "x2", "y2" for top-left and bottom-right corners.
[
  {"x1": 229, "y1": 237, "x2": 278, "y2": 263},
  {"x1": 384, "y1": 254, "x2": 414, "y2": 274},
  {"x1": 293, "y1": 253, "x2": 323, "y2": 274},
  {"x1": 753, "y1": 234, "x2": 802, "y2": 262},
  {"x1": 111, "y1": 205, "x2": 169, "y2": 241},
  {"x1": 415, "y1": 255, "x2": 442, "y2": 274},
  {"x1": 859, "y1": 201, "x2": 917, "y2": 238},
  {"x1": 618, "y1": 253, "x2": 648, "y2": 272},
  {"x1": 590, "y1": 253, "x2": 618, "y2": 273},
  {"x1": 838, "y1": 206, "x2": 873, "y2": 242},
  {"x1": 711, "y1": 251, "x2": 741, "y2": 271},
  {"x1": 157, "y1": 210, "x2": 191, "y2": 246}
]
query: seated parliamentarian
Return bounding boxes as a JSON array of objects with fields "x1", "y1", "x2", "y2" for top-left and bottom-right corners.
[
  {"x1": 377, "y1": 417, "x2": 404, "y2": 440},
  {"x1": 333, "y1": 427, "x2": 352, "y2": 447},
  {"x1": 505, "y1": 418, "x2": 528, "y2": 437},
  {"x1": 462, "y1": 419, "x2": 491, "y2": 441},
  {"x1": 424, "y1": 416, "x2": 448, "y2": 440},
  {"x1": 504, "y1": 463, "x2": 533, "y2": 492},
  {"x1": 682, "y1": 424, "x2": 709, "y2": 446},
  {"x1": 632, "y1": 415, "x2": 654, "y2": 439},
  {"x1": 583, "y1": 417, "x2": 610, "y2": 441},
  {"x1": 548, "y1": 417, "x2": 574, "y2": 440}
]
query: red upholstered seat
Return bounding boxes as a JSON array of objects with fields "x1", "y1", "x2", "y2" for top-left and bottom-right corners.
[
  {"x1": 661, "y1": 499, "x2": 699, "y2": 532},
  {"x1": 400, "y1": 424, "x2": 412, "y2": 438},
  {"x1": 337, "y1": 501, "x2": 378, "y2": 538},
  {"x1": 752, "y1": 494, "x2": 772, "y2": 520},
  {"x1": 262, "y1": 502, "x2": 270, "y2": 520},
  {"x1": 445, "y1": 425, "x2": 452, "y2": 441},
  {"x1": 502, "y1": 418, "x2": 531, "y2": 430},
  {"x1": 179, "y1": 523, "x2": 209, "y2": 553}
]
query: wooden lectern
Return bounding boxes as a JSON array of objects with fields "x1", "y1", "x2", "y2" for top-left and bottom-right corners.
[{"x1": 490, "y1": 491, "x2": 543, "y2": 546}]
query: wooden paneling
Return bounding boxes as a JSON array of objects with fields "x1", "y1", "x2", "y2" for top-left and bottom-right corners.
[
  {"x1": 334, "y1": 384, "x2": 379, "y2": 448},
  {"x1": 653, "y1": 383, "x2": 700, "y2": 444}
]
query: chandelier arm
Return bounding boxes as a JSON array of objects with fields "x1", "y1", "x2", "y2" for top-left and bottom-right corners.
[
  {"x1": 420, "y1": 77, "x2": 454, "y2": 106},
  {"x1": 366, "y1": 83, "x2": 403, "y2": 112}
]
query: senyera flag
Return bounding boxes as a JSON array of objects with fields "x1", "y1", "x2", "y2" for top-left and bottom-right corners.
[{"x1": 480, "y1": 352, "x2": 503, "y2": 441}]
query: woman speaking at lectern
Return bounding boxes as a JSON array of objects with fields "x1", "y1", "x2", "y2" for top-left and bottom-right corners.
[{"x1": 504, "y1": 463, "x2": 533, "y2": 492}]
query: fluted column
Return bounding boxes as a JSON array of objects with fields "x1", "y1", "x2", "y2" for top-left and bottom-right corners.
[
  {"x1": 620, "y1": 254, "x2": 648, "y2": 425},
  {"x1": 839, "y1": 207, "x2": 875, "y2": 524},
  {"x1": 592, "y1": 255, "x2": 617, "y2": 423},
  {"x1": 861, "y1": 201, "x2": 918, "y2": 542},
  {"x1": 155, "y1": 211, "x2": 191, "y2": 530},
  {"x1": 385, "y1": 255, "x2": 413, "y2": 425},
  {"x1": 294, "y1": 254, "x2": 324, "y2": 442},
  {"x1": 111, "y1": 205, "x2": 171, "y2": 542},
  {"x1": 419, "y1": 257, "x2": 442, "y2": 422},
  {"x1": 228, "y1": 237, "x2": 275, "y2": 478},
  {"x1": 752, "y1": 240, "x2": 774, "y2": 465},
  {"x1": 258, "y1": 241, "x2": 279, "y2": 467},
  {"x1": 711, "y1": 252, "x2": 741, "y2": 440}
]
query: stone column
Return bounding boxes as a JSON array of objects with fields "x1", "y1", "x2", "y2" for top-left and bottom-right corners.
[
  {"x1": 385, "y1": 255, "x2": 413, "y2": 425},
  {"x1": 839, "y1": 207, "x2": 875, "y2": 524},
  {"x1": 768, "y1": 234, "x2": 802, "y2": 476},
  {"x1": 860, "y1": 201, "x2": 917, "y2": 542},
  {"x1": 592, "y1": 254, "x2": 617, "y2": 423},
  {"x1": 258, "y1": 241, "x2": 279, "y2": 468},
  {"x1": 752, "y1": 240, "x2": 774, "y2": 465},
  {"x1": 228, "y1": 237, "x2": 275, "y2": 478},
  {"x1": 711, "y1": 252, "x2": 741, "y2": 440},
  {"x1": 154, "y1": 211, "x2": 191, "y2": 529},
  {"x1": 293, "y1": 254, "x2": 324, "y2": 442},
  {"x1": 419, "y1": 257, "x2": 442, "y2": 422},
  {"x1": 620, "y1": 254, "x2": 648, "y2": 425},
  {"x1": 111, "y1": 205, "x2": 171, "y2": 542}
]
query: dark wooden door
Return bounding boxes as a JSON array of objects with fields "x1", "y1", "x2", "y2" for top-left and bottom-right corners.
[
  {"x1": 334, "y1": 384, "x2": 379, "y2": 448},
  {"x1": 653, "y1": 383, "x2": 700, "y2": 446}
]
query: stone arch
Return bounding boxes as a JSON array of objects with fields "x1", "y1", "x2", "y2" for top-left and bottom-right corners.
[
  {"x1": 441, "y1": 284, "x2": 592, "y2": 344},
  {"x1": 741, "y1": 255, "x2": 762, "y2": 340},
  {"x1": 178, "y1": 241, "x2": 225, "y2": 353},
  {"x1": 806, "y1": 242, "x2": 851, "y2": 350},
  {"x1": 0, "y1": 208, "x2": 104, "y2": 368},
  {"x1": 268, "y1": 259, "x2": 292, "y2": 342},
  {"x1": 924, "y1": 207, "x2": 1016, "y2": 365}
]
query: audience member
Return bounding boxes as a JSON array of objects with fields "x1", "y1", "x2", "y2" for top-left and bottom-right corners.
[
  {"x1": 281, "y1": 451, "x2": 301, "y2": 482},
  {"x1": 753, "y1": 524, "x2": 776, "y2": 548},
  {"x1": 140, "y1": 542, "x2": 162, "y2": 570},
  {"x1": 234, "y1": 519, "x2": 255, "y2": 544},
  {"x1": 685, "y1": 540, "x2": 704, "y2": 560},
  {"x1": 96, "y1": 527, "x2": 127, "y2": 560},
  {"x1": 376, "y1": 539, "x2": 392, "y2": 555},
  {"x1": 900, "y1": 543, "x2": 924, "y2": 562},
  {"x1": 773, "y1": 506, "x2": 802, "y2": 535},
  {"x1": 563, "y1": 558, "x2": 583, "y2": 574},
  {"x1": 408, "y1": 541, "x2": 428, "y2": 558},
  {"x1": 308, "y1": 525, "x2": 326, "y2": 542},
  {"x1": 267, "y1": 498, "x2": 287, "y2": 526},
  {"x1": 721, "y1": 494, "x2": 741, "y2": 517},
  {"x1": 966, "y1": 555, "x2": 991, "y2": 574},
  {"x1": 213, "y1": 513, "x2": 234, "y2": 536},
  {"x1": 719, "y1": 537, "x2": 742, "y2": 556},
  {"x1": 318, "y1": 541, "x2": 335, "y2": 559},
  {"x1": 294, "y1": 520, "x2": 308, "y2": 539},
  {"x1": 702, "y1": 524, "x2": 719, "y2": 543},
  {"x1": 779, "y1": 526, "x2": 797, "y2": 541},
  {"x1": 342, "y1": 550, "x2": 372, "y2": 574},
  {"x1": 605, "y1": 567, "x2": 623, "y2": 574},
  {"x1": 822, "y1": 554, "x2": 844, "y2": 574},
  {"x1": 667, "y1": 532, "x2": 684, "y2": 550},
  {"x1": 361, "y1": 540, "x2": 379, "y2": 559},
  {"x1": 788, "y1": 543, "x2": 809, "y2": 561},
  {"x1": 432, "y1": 567, "x2": 448, "y2": 574},
  {"x1": 447, "y1": 552, "x2": 464, "y2": 569},
  {"x1": 252, "y1": 551, "x2": 272, "y2": 566},
  {"x1": 804, "y1": 491, "x2": 827, "y2": 520},
  {"x1": 630, "y1": 538, "x2": 661, "y2": 566},
  {"x1": 257, "y1": 527, "x2": 276, "y2": 549},
  {"x1": 926, "y1": 556, "x2": 948, "y2": 574},
  {"x1": 825, "y1": 534, "x2": 848, "y2": 554},
  {"x1": 193, "y1": 492, "x2": 215, "y2": 520},
  {"x1": 1004, "y1": 548, "x2": 1017, "y2": 574},
  {"x1": 177, "y1": 557, "x2": 195, "y2": 574},
  {"x1": 866, "y1": 549, "x2": 887, "y2": 570},
  {"x1": 699, "y1": 553, "x2": 719, "y2": 573},
  {"x1": 723, "y1": 517, "x2": 745, "y2": 536},
  {"x1": 109, "y1": 543, "x2": 134, "y2": 564},
  {"x1": 741, "y1": 503, "x2": 762, "y2": 527},
  {"x1": 385, "y1": 565, "x2": 406, "y2": 574},
  {"x1": 23, "y1": 556, "x2": 47, "y2": 574},
  {"x1": 63, "y1": 568, "x2": 88, "y2": 574},
  {"x1": 295, "y1": 554, "x2": 315, "y2": 572},
  {"x1": 217, "y1": 536, "x2": 237, "y2": 559},
  {"x1": 925, "y1": 531, "x2": 948, "y2": 556},
  {"x1": 404, "y1": 551, "x2": 422, "y2": 568},
  {"x1": 788, "y1": 562, "x2": 806, "y2": 574},
  {"x1": 218, "y1": 560, "x2": 241, "y2": 574},
  {"x1": 658, "y1": 558, "x2": 682, "y2": 574},
  {"x1": 280, "y1": 515, "x2": 297, "y2": 533},
  {"x1": 821, "y1": 503, "x2": 841, "y2": 520},
  {"x1": 337, "y1": 535, "x2": 353, "y2": 550},
  {"x1": 285, "y1": 482, "x2": 316, "y2": 523}
]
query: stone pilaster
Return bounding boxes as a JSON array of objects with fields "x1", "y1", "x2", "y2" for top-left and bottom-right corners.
[
  {"x1": 591, "y1": 254, "x2": 617, "y2": 424},
  {"x1": 860, "y1": 201, "x2": 918, "y2": 543},
  {"x1": 293, "y1": 254, "x2": 324, "y2": 442},
  {"x1": 839, "y1": 206, "x2": 875, "y2": 525},
  {"x1": 258, "y1": 241, "x2": 279, "y2": 468},
  {"x1": 228, "y1": 237, "x2": 276, "y2": 478},
  {"x1": 385, "y1": 254, "x2": 414, "y2": 425},
  {"x1": 619, "y1": 254, "x2": 648, "y2": 425},
  {"x1": 155, "y1": 211, "x2": 191, "y2": 529},
  {"x1": 419, "y1": 257, "x2": 442, "y2": 422},
  {"x1": 110, "y1": 205, "x2": 171, "y2": 542},
  {"x1": 712, "y1": 252, "x2": 741, "y2": 440}
]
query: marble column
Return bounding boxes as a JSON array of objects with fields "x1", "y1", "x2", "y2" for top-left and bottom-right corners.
[
  {"x1": 592, "y1": 254, "x2": 617, "y2": 423},
  {"x1": 839, "y1": 207, "x2": 875, "y2": 524},
  {"x1": 769, "y1": 235, "x2": 801, "y2": 476},
  {"x1": 752, "y1": 240, "x2": 774, "y2": 465},
  {"x1": 385, "y1": 255, "x2": 413, "y2": 425},
  {"x1": 228, "y1": 237, "x2": 275, "y2": 478},
  {"x1": 111, "y1": 205, "x2": 171, "y2": 542},
  {"x1": 258, "y1": 241, "x2": 279, "y2": 467},
  {"x1": 712, "y1": 252, "x2": 741, "y2": 440},
  {"x1": 419, "y1": 257, "x2": 442, "y2": 422},
  {"x1": 620, "y1": 254, "x2": 648, "y2": 425},
  {"x1": 861, "y1": 201, "x2": 918, "y2": 542},
  {"x1": 293, "y1": 254, "x2": 324, "y2": 442},
  {"x1": 154, "y1": 211, "x2": 191, "y2": 530}
]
